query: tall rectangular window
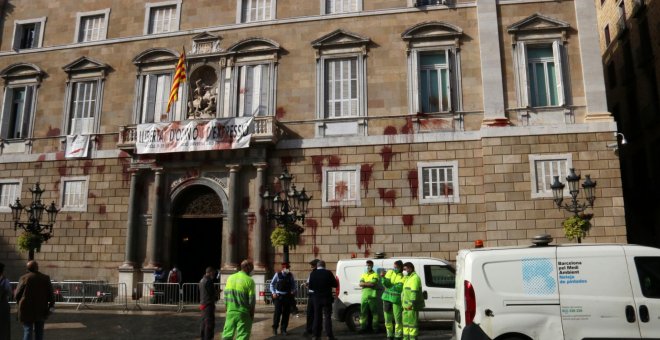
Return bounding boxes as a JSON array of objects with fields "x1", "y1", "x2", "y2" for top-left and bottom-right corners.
[
  {"x1": 1, "y1": 86, "x2": 34, "y2": 139},
  {"x1": 324, "y1": 58, "x2": 358, "y2": 118},
  {"x1": 70, "y1": 81, "x2": 97, "y2": 135},
  {"x1": 417, "y1": 161, "x2": 459, "y2": 204},
  {"x1": 237, "y1": 64, "x2": 270, "y2": 117},
  {"x1": 324, "y1": 168, "x2": 359, "y2": 204},
  {"x1": 326, "y1": 0, "x2": 358, "y2": 14},
  {"x1": 61, "y1": 178, "x2": 88, "y2": 211},
  {"x1": 149, "y1": 5, "x2": 177, "y2": 34},
  {"x1": 241, "y1": 0, "x2": 273, "y2": 23},
  {"x1": 141, "y1": 73, "x2": 173, "y2": 123},
  {"x1": 79, "y1": 15, "x2": 105, "y2": 42},
  {"x1": 527, "y1": 46, "x2": 558, "y2": 107},
  {"x1": 0, "y1": 181, "x2": 20, "y2": 208},
  {"x1": 419, "y1": 51, "x2": 451, "y2": 113}
]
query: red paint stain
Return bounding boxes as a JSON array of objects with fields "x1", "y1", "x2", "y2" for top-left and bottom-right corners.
[
  {"x1": 280, "y1": 156, "x2": 292, "y2": 168},
  {"x1": 360, "y1": 164, "x2": 374, "y2": 192},
  {"x1": 407, "y1": 170, "x2": 419, "y2": 200},
  {"x1": 486, "y1": 118, "x2": 511, "y2": 127},
  {"x1": 99, "y1": 205, "x2": 106, "y2": 214},
  {"x1": 380, "y1": 146, "x2": 395, "y2": 171},
  {"x1": 229, "y1": 232, "x2": 236, "y2": 246},
  {"x1": 311, "y1": 156, "x2": 325, "y2": 183},
  {"x1": 402, "y1": 214, "x2": 414, "y2": 232},
  {"x1": 356, "y1": 225, "x2": 374, "y2": 250},
  {"x1": 118, "y1": 151, "x2": 130, "y2": 158},
  {"x1": 55, "y1": 152, "x2": 65, "y2": 161},
  {"x1": 242, "y1": 197, "x2": 250, "y2": 210},
  {"x1": 57, "y1": 166, "x2": 67, "y2": 177},
  {"x1": 36, "y1": 154, "x2": 46, "y2": 162},
  {"x1": 82, "y1": 161, "x2": 93, "y2": 175},
  {"x1": 46, "y1": 126, "x2": 60, "y2": 137},
  {"x1": 120, "y1": 158, "x2": 131, "y2": 182},
  {"x1": 96, "y1": 164, "x2": 106, "y2": 173},
  {"x1": 313, "y1": 246, "x2": 320, "y2": 257},
  {"x1": 66, "y1": 215, "x2": 72, "y2": 221},
  {"x1": 383, "y1": 126, "x2": 398, "y2": 135},
  {"x1": 330, "y1": 206, "x2": 344, "y2": 230},
  {"x1": 247, "y1": 213, "x2": 256, "y2": 233},
  {"x1": 85, "y1": 221, "x2": 90, "y2": 228},
  {"x1": 402, "y1": 117, "x2": 415, "y2": 134},
  {"x1": 276, "y1": 107, "x2": 286, "y2": 120},
  {"x1": 88, "y1": 192, "x2": 97, "y2": 198},
  {"x1": 334, "y1": 181, "x2": 348, "y2": 200},
  {"x1": 378, "y1": 188, "x2": 397, "y2": 207},
  {"x1": 94, "y1": 135, "x2": 104, "y2": 150},
  {"x1": 54, "y1": 180, "x2": 60, "y2": 190},
  {"x1": 327, "y1": 155, "x2": 341, "y2": 167},
  {"x1": 306, "y1": 219, "x2": 319, "y2": 257},
  {"x1": 419, "y1": 117, "x2": 453, "y2": 130}
]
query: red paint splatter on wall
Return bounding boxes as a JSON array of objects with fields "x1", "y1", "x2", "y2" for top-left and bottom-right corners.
[
  {"x1": 229, "y1": 232, "x2": 236, "y2": 246},
  {"x1": 408, "y1": 170, "x2": 419, "y2": 200},
  {"x1": 378, "y1": 188, "x2": 397, "y2": 207},
  {"x1": 334, "y1": 181, "x2": 348, "y2": 200},
  {"x1": 419, "y1": 117, "x2": 453, "y2": 131},
  {"x1": 356, "y1": 225, "x2": 374, "y2": 257},
  {"x1": 311, "y1": 156, "x2": 325, "y2": 183},
  {"x1": 280, "y1": 156, "x2": 293, "y2": 168},
  {"x1": 46, "y1": 126, "x2": 60, "y2": 137},
  {"x1": 57, "y1": 166, "x2": 67, "y2": 177},
  {"x1": 330, "y1": 206, "x2": 344, "y2": 230},
  {"x1": 85, "y1": 221, "x2": 90, "y2": 228},
  {"x1": 402, "y1": 117, "x2": 415, "y2": 134},
  {"x1": 88, "y1": 192, "x2": 97, "y2": 198},
  {"x1": 66, "y1": 215, "x2": 72, "y2": 221},
  {"x1": 82, "y1": 161, "x2": 93, "y2": 175},
  {"x1": 383, "y1": 126, "x2": 398, "y2": 136},
  {"x1": 37, "y1": 154, "x2": 46, "y2": 162},
  {"x1": 242, "y1": 197, "x2": 250, "y2": 210},
  {"x1": 306, "y1": 219, "x2": 319, "y2": 257},
  {"x1": 380, "y1": 146, "x2": 395, "y2": 171},
  {"x1": 99, "y1": 205, "x2": 106, "y2": 214},
  {"x1": 55, "y1": 152, "x2": 65, "y2": 161},
  {"x1": 54, "y1": 180, "x2": 60, "y2": 190},
  {"x1": 247, "y1": 213, "x2": 256, "y2": 233},
  {"x1": 328, "y1": 155, "x2": 341, "y2": 167},
  {"x1": 119, "y1": 151, "x2": 130, "y2": 158},
  {"x1": 360, "y1": 164, "x2": 374, "y2": 192},
  {"x1": 402, "y1": 214, "x2": 414, "y2": 232},
  {"x1": 120, "y1": 158, "x2": 131, "y2": 182},
  {"x1": 276, "y1": 107, "x2": 286, "y2": 120},
  {"x1": 96, "y1": 164, "x2": 106, "y2": 173}
]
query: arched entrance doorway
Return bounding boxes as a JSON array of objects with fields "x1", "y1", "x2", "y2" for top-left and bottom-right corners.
[{"x1": 171, "y1": 185, "x2": 223, "y2": 283}]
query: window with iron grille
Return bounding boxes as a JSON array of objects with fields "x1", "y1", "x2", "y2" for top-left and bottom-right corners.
[{"x1": 417, "y1": 161, "x2": 459, "y2": 204}]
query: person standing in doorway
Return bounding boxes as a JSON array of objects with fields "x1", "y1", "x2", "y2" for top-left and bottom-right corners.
[
  {"x1": 308, "y1": 260, "x2": 337, "y2": 340},
  {"x1": 302, "y1": 259, "x2": 319, "y2": 337},
  {"x1": 14, "y1": 261, "x2": 55, "y2": 340},
  {"x1": 222, "y1": 260, "x2": 255, "y2": 340},
  {"x1": 359, "y1": 260, "x2": 379, "y2": 333},
  {"x1": 401, "y1": 262, "x2": 424, "y2": 340},
  {"x1": 167, "y1": 266, "x2": 182, "y2": 303},
  {"x1": 0, "y1": 262, "x2": 12, "y2": 340},
  {"x1": 270, "y1": 262, "x2": 296, "y2": 336},
  {"x1": 381, "y1": 260, "x2": 405, "y2": 340},
  {"x1": 199, "y1": 267, "x2": 218, "y2": 340}
]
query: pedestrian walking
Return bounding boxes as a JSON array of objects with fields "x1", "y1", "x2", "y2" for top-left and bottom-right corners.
[
  {"x1": 14, "y1": 261, "x2": 55, "y2": 340},
  {"x1": 199, "y1": 267, "x2": 218, "y2": 340},
  {"x1": 381, "y1": 260, "x2": 405, "y2": 340},
  {"x1": 302, "y1": 259, "x2": 319, "y2": 337},
  {"x1": 401, "y1": 262, "x2": 424, "y2": 340},
  {"x1": 270, "y1": 262, "x2": 296, "y2": 336},
  {"x1": 308, "y1": 260, "x2": 337, "y2": 340},
  {"x1": 0, "y1": 262, "x2": 11, "y2": 340},
  {"x1": 167, "y1": 266, "x2": 182, "y2": 303},
  {"x1": 221, "y1": 260, "x2": 255, "y2": 340},
  {"x1": 359, "y1": 260, "x2": 379, "y2": 333}
]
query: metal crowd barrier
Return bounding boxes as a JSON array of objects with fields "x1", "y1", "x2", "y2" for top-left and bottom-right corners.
[
  {"x1": 9, "y1": 281, "x2": 127, "y2": 311},
  {"x1": 263, "y1": 279, "x2": 309, "y2": 306},
  {"x1": 133, "y1": 282, "x2": 181, "y2": 310}
]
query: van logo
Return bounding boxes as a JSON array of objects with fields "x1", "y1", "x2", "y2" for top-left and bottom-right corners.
[{"x1": 521, "y1": 258, "x2": 557, "y2": 295}]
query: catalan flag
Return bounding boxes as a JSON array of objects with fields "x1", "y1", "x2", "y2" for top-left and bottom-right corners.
[{"x1": 166, "y1": 49, "x2": 186, "y2": 113}]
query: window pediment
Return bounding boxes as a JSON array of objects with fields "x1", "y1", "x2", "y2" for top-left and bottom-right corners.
[
  {"x1": 311, "y1": 29, "x2": 370, "y2": 50},
  {"x1": 226, "y1": 37, "x2": 280, "y2": 55},
  {"x1": 402, "y1": 21, "x2": 463, "y2": 49},
  {"x1": 63, "y1": 56, "x2": 111, "y2": 79},
  {"x1": 191, "y1": 32, "x2": 223, "y2": 55},
  {"x1": 508, "y1": 13, "x2": 570, "y2": 42},
  {"x1": 132, "y1": 48, "x2": 179, "y2": 67},
  {"x1": 0, "y1": 63, "x2": 45, "y2": 83}
]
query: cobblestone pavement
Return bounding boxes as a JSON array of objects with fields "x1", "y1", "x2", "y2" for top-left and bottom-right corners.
[{"x1": 8, "y1": 308, "x2": 453, "y2": 339}]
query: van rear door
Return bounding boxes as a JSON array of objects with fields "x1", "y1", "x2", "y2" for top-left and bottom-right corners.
[
  {"x1": 420, "y1": 262, "x2": 455, "y2": 320},
  {"x1": 557, "y1": 245, "x2": 641, "y2": 339},
  {"x1": 624, "y1": 246, "x2": 660, "y2": 339}
]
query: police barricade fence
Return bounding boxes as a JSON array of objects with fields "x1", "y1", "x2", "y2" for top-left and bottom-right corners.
[
  {"x1": 134, "y1": 282, "x2": 181, "y2": 310},
  {"x1": 263, "y1": 279, "x2": 309, "y2": 307},
  {"x1": 9, "y1": 281, "x2": 127, "y2": 311}
]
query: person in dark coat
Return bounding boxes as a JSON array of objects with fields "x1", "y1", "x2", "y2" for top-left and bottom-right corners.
[
  {"x1": 14, "y1": 261, "x2": 54, "y2": 340},
  {"x1": 0, "y1": 262, "x2": 12, "y2": 340},
  {"x1": 199, "y1": 267, "x2": 218, "y2": 340},
  {"x1": 308, "y1": 260, "x2": 337, "y2": 340},
  {"x1": 302, "y1": 259, "x2": 320, "y2": 337}
]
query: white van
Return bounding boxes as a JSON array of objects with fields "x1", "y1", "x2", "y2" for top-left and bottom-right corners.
[
  {"x1": 332, "y1": 257, "x2": 456, "y2": 330},
  {"x1": 454, "y1": 236, "x2": 660, "y2": 340}
]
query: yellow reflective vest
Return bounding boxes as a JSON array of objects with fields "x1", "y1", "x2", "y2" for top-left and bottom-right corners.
[
  {"x1": 381, "y1": 269, "x2": 404, "y2": 304},
  {"x1": 360, "y1": 271, "x2": 379, "y2": 299},
  {"x1": 402, "y1": 272, "x2": 424, "y2": 310},
  {"x1": 224, "y1": 271, "x2": 255, "y2": 314}
]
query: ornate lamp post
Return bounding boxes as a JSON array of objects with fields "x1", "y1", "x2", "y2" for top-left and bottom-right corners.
[
  {"x1": 261, "y1": 169, "x2": 311, "y2": 263},
  {"x1": 9, "y1": 182, "x2": 59, "y2": 260},
  {"x1": 550, "y1": 168, "x2": 597, "y2": 243}
]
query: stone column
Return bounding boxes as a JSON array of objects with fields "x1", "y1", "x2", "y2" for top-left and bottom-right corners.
[
  {"x1": 119, "y1": 170, "x2": 142, "y2": 299},
  {"x1": 477, "y1": 0, "x2": 509, "y2": 126},
  {"x1": 574, "y1": 0, "x2": 613, "y2": 122},
  {"x1": 222, "y1": 164, "x2": 240, "y2": 271},
  {"x1": 147, "y1": 169, "x2": 164, "y2": 268},
  {"x1": 253, "y1": 163, "x2": 268, "y2": 271}
]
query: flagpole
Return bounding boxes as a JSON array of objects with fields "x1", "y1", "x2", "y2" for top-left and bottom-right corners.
[{"x1": 182, "y1": 46, "x2": 192, "y2": 120}]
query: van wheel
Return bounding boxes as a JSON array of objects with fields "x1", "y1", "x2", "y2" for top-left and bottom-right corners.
[{"x1": 345, "y1": 305, "x2": 360, "y2": 331}]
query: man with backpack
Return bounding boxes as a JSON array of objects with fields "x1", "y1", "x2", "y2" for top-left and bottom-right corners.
[{"x1": 270, "y1": 262, "x2": 297, "y2": 336}]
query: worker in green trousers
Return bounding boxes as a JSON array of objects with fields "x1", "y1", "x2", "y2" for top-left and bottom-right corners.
[
  {"x1": 359, "y1": 260, "x2": 379, "y2": 333},
  {"x1": 222, "y1": 260, "x2": 255, "y2": 340},
  {"x1": 401, "y1": 262, "x2": 424, "y2": 340},
  {"x1": 380, "y1": 260, "x2": 405, "y2": 340}
]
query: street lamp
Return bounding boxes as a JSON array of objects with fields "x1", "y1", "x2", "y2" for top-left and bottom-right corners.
[
  {"x1": 261, "y1": 169, "x2": 311, "y2": 263},
  {"x1": 550, "y1": 168, "x2": 597, "y2": 242},
  {"x1": 9, "y1": 182, "x2": 59, "y2": 260}
]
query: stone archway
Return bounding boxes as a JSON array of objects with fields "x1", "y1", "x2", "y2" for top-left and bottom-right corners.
[{"x1": 170, "y1": 185, "x2": 223, "y2": 283}]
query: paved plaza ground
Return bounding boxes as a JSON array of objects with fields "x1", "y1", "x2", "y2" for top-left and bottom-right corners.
[{"x1": 7, "y1": 308, "x2": 453, "y2": 339}]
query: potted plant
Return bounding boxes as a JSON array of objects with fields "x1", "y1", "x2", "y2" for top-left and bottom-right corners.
[
  {"x1": 17, "y1": 232, "x2": 44, "y2": 253},
  {"x1": 270, "y1": 224, "x2": 304, "y2": 250},
  {"x1": 562, "y1": 213, "x2": 593, "y2": 243}
]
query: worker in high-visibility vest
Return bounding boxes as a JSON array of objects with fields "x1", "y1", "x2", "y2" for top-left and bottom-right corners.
[
  {"x1": 380, "y1": 260, "x2": 405, "y2": 340},
  {"x1": 358, "y1": 260, "x2": 379, "y2": 333},
  {"x1": 222, "y1": 260, "x2": 255, "y2": 340},
  {"x1": 401, "y1": 262, "x2": 424, "y2": 340}
]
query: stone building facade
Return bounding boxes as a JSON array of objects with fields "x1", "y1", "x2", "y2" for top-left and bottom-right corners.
[
  {"x1": 595, "y1": 0, "x2": 660, "y2": 247},
  {"x1": 0, "y1": 0, "x2": 623, "y2": 287}
]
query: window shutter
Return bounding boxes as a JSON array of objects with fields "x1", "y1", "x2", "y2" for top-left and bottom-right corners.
[
  {"x1": 145, "y1": 75, "x2": 158, "y2": 123},
  {"x1": 259, "y1": 65, "x2": 270, "y2": 116},
  {"x1": 552, "y1": 40, "x2": 565, "y2": 106},
  {"x1": 1, "y1": 88, "x2": 14, "y2": 139},
  {"x1": 33, "y1": 22, "x2": 41, "y2": 48},
  {"x1": 20, "y1": 86, "x2": 34, "y2": 139},
  {"x1": 516, "y1": 42, "x2": 529, "y2": 107},
  {"x1": 12, "y1": 25, "x2": 21, "y2": 50},
  {"x1": 447, "y1": 49, "x2": 454, "y2": 112},
  {"x1": 251, "y1": 65, "x2": 262, "y2": 116}
]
